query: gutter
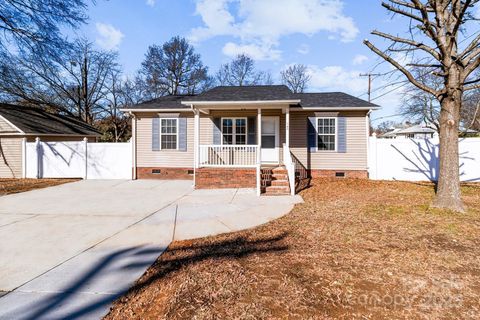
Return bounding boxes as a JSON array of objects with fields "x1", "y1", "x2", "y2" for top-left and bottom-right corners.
[
  {"x1": 180, "y1": 99, "x2": 302, "y2": 106},
  {"x1": 290, "y1": 106, "x2": 381, "y2": 111},
  {"x1": 120, "y1": 108, "x2": 193, "y2": 113}
]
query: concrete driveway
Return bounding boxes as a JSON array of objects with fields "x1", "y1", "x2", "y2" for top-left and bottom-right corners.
[{"x1": 0, "y1": 179, "x2": 302, "y2": 319}]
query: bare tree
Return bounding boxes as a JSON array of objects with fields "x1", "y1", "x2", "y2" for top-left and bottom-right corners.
[
  {"x1": 216, "y1": 54, "x2": 271, "y2": 86},
  {"x1": 0, "y1": 0, "x2": 87, "y2": 55},
  {"x1": 98, "y1": 70, "x2": 131, "y2": 142},
  {"x1": 364, "y1": 1, "x2": 480, "y2": 212},
  {"x1": 140, "y1": 37, "x2": 209, "y2": 96},
  {"x1": 376, "y1": 120, "x2": 401, "y2": 134},
  {"x1": 401, "y1": 67, "x2": 442, "y2": 130},
  {"x1": 462, "y1": 82, "x2": 480, "y2": 131},
  {"x1": 0, "y1": 39, "x2": 119, "y2": 124},
  {"x1": 281, "y1": 64, "x2": 311, "y2": 93}
]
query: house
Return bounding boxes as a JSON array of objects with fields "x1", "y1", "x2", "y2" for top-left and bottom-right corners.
[
  {"x1": 0, "y1": 104, "x2": 100, "y2": 178},
  {"x1": 380, "y1": 123, "x2": 437, "y2": 139},
  {"x1": 122, "y1": 85, "x2": 380, "y2": 195}
]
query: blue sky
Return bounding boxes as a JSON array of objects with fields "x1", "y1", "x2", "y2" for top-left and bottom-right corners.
[{"x1": 74, "y1": 0, "x2": 434, "y2": 123}]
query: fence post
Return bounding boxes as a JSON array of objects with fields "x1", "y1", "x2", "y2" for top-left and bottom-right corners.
[
  {"x1": 22, "y1": 137, "x2": 27, "y2": 178},
  {"x1": 368, "y1": 134, "x2": 377, "y2": 180},
  {"x1": 35, "y1": 137, "x2": 40, "y2": 179},
  {"x1": 84, "y1": 137, "x2": 88, "y2": 180}
]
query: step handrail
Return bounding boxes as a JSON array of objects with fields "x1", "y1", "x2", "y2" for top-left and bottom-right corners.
[{"x1": 282, "y1": 143, "x2": 296, "y2": 195}]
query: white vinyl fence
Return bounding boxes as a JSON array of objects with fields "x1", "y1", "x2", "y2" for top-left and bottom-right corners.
[
  {"x1": 368, "y1": 137, "x2": 480, "y2": 182},
  {"x1": 25, "y1": 138, "x2": 132, "y2": 179}
]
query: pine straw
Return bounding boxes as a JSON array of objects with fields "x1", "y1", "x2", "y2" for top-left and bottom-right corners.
[
  {"x1": 105, "y1": 179, "x2": 480, "y2": 320},
  {"x1": 0, "y1": 178, "x2": 76, "y2": 195}
]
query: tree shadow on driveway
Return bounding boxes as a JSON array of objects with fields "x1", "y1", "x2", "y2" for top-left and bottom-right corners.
[{"x1": 2, "y1": 232, "x2": 288, "y2": 320}]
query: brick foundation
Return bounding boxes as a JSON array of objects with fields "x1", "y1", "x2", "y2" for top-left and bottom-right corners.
[
  {"x1": 195, "y1": 168, "x2": 256, "y2": 189},
  {"x1": 310, "y1": 169, "x2": 368, "y2": 179},
  {"x1": 136, "y1": 167, "x2": 193, "y2": 180}
]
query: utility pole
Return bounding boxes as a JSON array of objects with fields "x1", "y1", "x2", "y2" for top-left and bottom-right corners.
[{"x1": 359, "y1": 73, "x2": 381, "y2": 102}]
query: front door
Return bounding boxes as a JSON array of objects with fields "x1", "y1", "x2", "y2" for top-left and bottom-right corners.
[{"x1": 261, "y1": 116, "x2": 279, "y2": 164}]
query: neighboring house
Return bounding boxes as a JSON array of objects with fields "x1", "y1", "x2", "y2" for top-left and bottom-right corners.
[
  {"x1": 123, "y1": 85, "x2": 379, "y2": 195},
  {"x1": 0, "y1": 104, "x2": 100, "y2": 178},
  {"x1": 380, "y1": 124, "x2": 437, "y2": 139}
]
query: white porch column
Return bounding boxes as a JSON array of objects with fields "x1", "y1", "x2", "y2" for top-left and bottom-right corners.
[
  {"x1": 256, "y1": 108, "x2": 262, "y2": 196},
  {"x1": 193, "y1": 106, "x2": 200, "y2": 189},
  {"x1": 285, "y1": 107, "x2": 290, "y2": 148},
  {"x1": 194, "y1": 108, "x2": 200, "y2": 169}
]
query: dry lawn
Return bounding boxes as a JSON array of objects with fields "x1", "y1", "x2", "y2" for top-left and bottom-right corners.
[
  {"x1": 0, "y1": 178, "x2": 76, "y2": 195},
  {"x1": 105, "y1": 179, "x2": 480, "y2": 319}
]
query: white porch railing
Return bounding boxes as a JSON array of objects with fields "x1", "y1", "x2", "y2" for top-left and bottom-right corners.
[
  {"x1": 283, "y1": 143, "x2": 296, "y2": 195},
  {"x1": 199, "y1": 145, "x2": 259, "y2": 167}
]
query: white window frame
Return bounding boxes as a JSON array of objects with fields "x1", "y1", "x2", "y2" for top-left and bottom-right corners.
[
  {"x1": 316, "y1": 117, "x2": 338, "y2": 152},
  {"x1": 220, "y1": 117, "x2": 248, "y2": 145},
  {"x1": 159, "y1": 118, "x2": 179, "y2": 150}
]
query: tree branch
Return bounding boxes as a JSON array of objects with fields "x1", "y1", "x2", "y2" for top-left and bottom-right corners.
[
  {"x1": 464, "y1": 83, "x2": 480, "y2": 91},
  {"x1": 381, "y1": 1, "x2": 424, "y2": 23},
  {"x1": 364, "y1": 39, "x2": 439, "y2": 96},
  {"x1": 372, "y1": 30, "x2": 441, "y2": 60}
]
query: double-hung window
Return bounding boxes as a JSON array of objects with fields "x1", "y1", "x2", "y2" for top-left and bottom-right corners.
[
  {"x1": 222, "y1": 118, "x2": 247, "y2": 145},
  {"x1": 160, "y1": 118, "x2": 178, "y2": 150},
  {"x1": 317, "y1": 117, "x2": 336, "y2": 151}
]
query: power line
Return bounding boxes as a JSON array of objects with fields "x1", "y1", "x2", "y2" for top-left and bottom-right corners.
[
  {"x1": 370, "y1": 81, "x2": 411, "y2": 101},
  {"x1": 371, "y1": 113, "x2": 404, "y2": 122}
]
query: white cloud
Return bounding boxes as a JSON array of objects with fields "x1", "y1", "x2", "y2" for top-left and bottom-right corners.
[
  {"x1": 190, "y1": 0, "x2": 358, "y2": 60},
  {"x1": 297, "y1": 44, "x2": 310, "y2": 55},
  {"x1": 95, "y1": 23, "x2": 124, "y2": 50},
  {"x1": 352, "y1": 54, "x2": 368, "y2": 65},
  {"x1": 222, "y1": 42, "x2": 281, "y2": 60},
  {"x1": 146, "y1": 0, "x2": 156, "y2": 7},
  {"x1": 307, "y1": 65, "x2": 366, "y2": 93}
]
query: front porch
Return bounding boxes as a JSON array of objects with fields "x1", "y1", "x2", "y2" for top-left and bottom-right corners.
[{"x1": 191, "y1": 105, "x2": 301, "y2": 195}]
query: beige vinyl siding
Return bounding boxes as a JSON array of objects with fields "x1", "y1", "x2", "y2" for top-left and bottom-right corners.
[
  {"x1": 0, "y1": 116, "x2": 19, "y2": 134},
  {"x1": 136, "y1": 112, "x2": 196, "y2": 168},
  {"x1": 135, "y1": 109, "x2": 368, "y2": 170},
  {"x1": 290, "y1": 111, "x2": 368, "y2": 170},
  {"x1": 0, "y1": 138, "x2": 22, "y2": 178}
]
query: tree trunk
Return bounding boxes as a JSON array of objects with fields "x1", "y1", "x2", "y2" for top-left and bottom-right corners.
[{"x1": 432, "y1": 90, "x2": 465, "y2": 212}]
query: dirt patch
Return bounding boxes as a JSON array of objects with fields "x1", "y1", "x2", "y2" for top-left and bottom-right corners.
[
  {"x1": 0, "y1": 179, "x2": 77, "y2": 195},
  {"x1": 105, "y1": 179, "x2": 480, "y2": 319}
]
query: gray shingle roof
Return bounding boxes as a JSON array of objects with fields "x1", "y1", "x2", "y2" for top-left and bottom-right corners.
[
  {"x1": 183, "y1": 85, "x2": 297, "y2": 102},
  {"x1": 294, "y1": 92, "x2": 379, "y2": 109},
  {"x1": 124, "y1": 86, "x2": 379, "y2": 110},
  {"x1": 0, "y1": 104, "x2": 100, "y2": 136},
  {"x1": 129, "y1": 95, "x2": 191, "y2": 110}
]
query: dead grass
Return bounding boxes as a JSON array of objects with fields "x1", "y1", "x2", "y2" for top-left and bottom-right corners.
[
  {"x1": 0, "y1": 178, "x2": 76, "y2": 195},
  {"x1": 105, "y1": 179, "x2": 480, "y2": 320}
]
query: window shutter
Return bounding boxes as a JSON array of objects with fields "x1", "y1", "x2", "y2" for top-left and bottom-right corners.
[
  {"x1": 178, "y1": 117, "x2": 187, "y2": 151},
  {"x1": 213, "y1": 117, "x2": 221, "y2": 145},
  {"x1": 152, "y1": 117, "x2": 160, "y2": 151},
  {"x1": 337, "y1": 117, "x2": 347, "y2": 153},
  {"x1": 247, "y1": 117, "x2": 256, "y2": 145},
  {"x1": 307, "y1": 116, "x2": 317, "y2": 153}
]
